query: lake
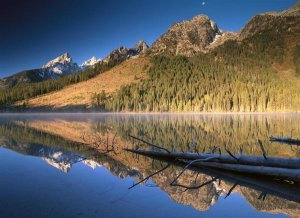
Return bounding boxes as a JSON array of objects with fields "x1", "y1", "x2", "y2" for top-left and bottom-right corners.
[{"x1": 0, "y1": 113, "x2": 299, "y2": 218}]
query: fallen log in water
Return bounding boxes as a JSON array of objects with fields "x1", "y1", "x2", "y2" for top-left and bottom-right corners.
[
  {"x1": 125, "y1": 148, "x2": 300, "y2": 182},
  {"x1": 124, "y1": 148, "x2": 300, "y2": 169},
  {"x1": 126, "y1": 135, "x2": 300, "y2": 204},
  {"x1": 270, "y1": 136, "x2": 300, "y2": 145}
]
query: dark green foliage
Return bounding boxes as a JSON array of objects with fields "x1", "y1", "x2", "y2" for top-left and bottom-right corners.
[
  {"x1": 294, "y1": 45, "x2": 300, "y2": 76},
  {"x1": 0, "y1": 58, "x2": 124, "y2": 107},
  {"x1": 91, "y1": 90, "x2": 108, "y2": 108}
]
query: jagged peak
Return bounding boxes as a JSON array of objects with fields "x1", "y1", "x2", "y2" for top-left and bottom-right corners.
[
  {"x1": 80, "y1": 56, "x2": 100, "y2": 67},
  {"x1": 166, "y1": 14, "x2": 220, "y2": 35},
  {"x1": 172, "y1": 14, "x2": 211, "y2": 26},
  {"x1": 42, "y1": 52, "x2": 73, "y2": 68},
  {"x1": 61, "y1": 52, "x2": 71, "y2": 59},
  {"x1": 89, "y1": 56, "x2": 97, "y2": 62},
  {"x1": 134, "y1": 40, "x2": 148, "y2": 48},
  {"x1": 134, "y1": 40, "x2": 149, "y2": 53},
  {"x1": 111, "y1": 46, "x2": 128, "y2": 53},
  {"x1": 149, "y1": 13, "x2": 226, "y2": 56},
  {"x1": 191, "y1": 14, "x2": 210, "y2": 21}
]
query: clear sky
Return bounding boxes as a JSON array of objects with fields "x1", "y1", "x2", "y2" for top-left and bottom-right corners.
[{"x1": 0, "y1": 0, "x2": 297, "y2": 77}]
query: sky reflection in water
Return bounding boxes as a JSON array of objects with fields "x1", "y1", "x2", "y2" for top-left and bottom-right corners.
[{"x1": 0, "y1": 114, "x2": 298, "y2": 218}]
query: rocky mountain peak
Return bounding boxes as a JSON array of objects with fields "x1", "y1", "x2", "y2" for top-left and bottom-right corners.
[
  {"x1": 134, "y1": 40, "x2": 149, "y2": 54},
  {"x1": 41, "y1": 52, "x2": 80, "y2": 77},
  {"x1": 191, "y1": 14, "x2": 210, "y2": 22},
  {"x1": 149, "y1": 14, "x2": 236, "y2": 56},
  {"x1": 43, "y1": 53, "x2": 72, "y2": 68},
  {"x1": 89, "y1": 56, "x2": 98, "y2": 63},
  {"x1": 103, "y1": 40, "x2": 149, "y2": 63},
  {"x1": 80, "y1": 56, "x2": 100, "y2": 69}
]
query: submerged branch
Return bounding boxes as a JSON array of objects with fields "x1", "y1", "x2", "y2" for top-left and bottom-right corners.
[
  {"x1": 128, "y1": 135, "x2": 170, "y2": 153},
  {"x1": 129, "y1": 163, "x2": 170, "y2": 189}
]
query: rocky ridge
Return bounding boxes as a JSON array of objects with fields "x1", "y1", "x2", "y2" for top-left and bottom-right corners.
[
  {"x1": 103, "y1": 40, "x2": 149, "y2": 63},
  {"x1": 42, "y1": 52, "x2": 81, "y2": 77},
  {"x1": 239, "y1": 1, "x2": 300, "y2": 40},
  {"x1": 149, "y1": 14, "x2": 238, "y2": 56}
]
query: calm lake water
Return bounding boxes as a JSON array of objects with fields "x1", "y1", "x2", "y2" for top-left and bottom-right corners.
[{"x1": 0, "y1": 113, "x2": 299, "y2": 218}]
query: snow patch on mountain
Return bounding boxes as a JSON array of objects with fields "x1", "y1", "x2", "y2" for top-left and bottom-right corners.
[
  {"x1": 42, "y1": 53, "x2": 81, "y2": 78},
  {"x1": 82, "y1": 159, "x2": 102, "y2": 169},
  {"x1": 80, "y1": 56, "x2": 101, "y2": 69}
]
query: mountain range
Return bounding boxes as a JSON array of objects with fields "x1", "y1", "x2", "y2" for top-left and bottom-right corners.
[
  {"x1": 1, "y1": 1, "x2": 300, "y2": 112},
  {"x1": 0, "y1": 40, "x2": 149, "y2": 89}
]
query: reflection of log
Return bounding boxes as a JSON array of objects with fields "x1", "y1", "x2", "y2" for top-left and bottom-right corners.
[
  {"x1": 270, "y1": 136, "x2": 300, "y2": 145},
  {"x1": 189, "y1": 161, "x2": 300, "y2": 182},
  {"x1": 168, "y1": 159, "x2": 300, "y2": 204},
  {"x1": 124, "y1": 149, "x2": 300, "y2": 169}
]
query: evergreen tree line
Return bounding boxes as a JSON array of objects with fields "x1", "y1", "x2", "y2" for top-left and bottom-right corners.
[
  {"x1": 294, "y1": 45, "x2": 300, "y2": 76},
  {"x1": 0, "y1": 58, "x2": 125, "y2": 107}
]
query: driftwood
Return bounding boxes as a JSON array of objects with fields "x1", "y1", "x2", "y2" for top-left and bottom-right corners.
[
  {"x1": 124, "y1": 149, "x2": 300, "y2": 169},
  {"x1": 124, "y1": 135, "x2": 300, "y2": 205},
  {"x1": 125, "y1": 136, "x2": 300, "y2": 184},
  {"x1": 126, "y1": 148, "x2": 300, "y2": 182},
  {"x1": 128, "y1": 153, "x2": 300, "y2": 204},
  {"x1": 270, "y1": 136, "x2": 300, "y2": 145}
]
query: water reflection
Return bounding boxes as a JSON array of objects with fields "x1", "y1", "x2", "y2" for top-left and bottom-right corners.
[{"x1": 0, "y1": 113, "x2": 299, "y2": 217}]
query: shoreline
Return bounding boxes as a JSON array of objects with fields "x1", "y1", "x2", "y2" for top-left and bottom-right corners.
[{"x1": 0, "y1": 111, "x2": 299, "y2": 116}]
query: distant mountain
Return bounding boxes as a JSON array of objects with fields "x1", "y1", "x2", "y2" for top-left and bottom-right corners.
[
  {"x1": 0, "y1": 69, "x2": 45, "y2": 89},
  {"x1": 0, "y1": 53, "x2": 81, "y2": 89},
  {"x1": 0, "y1": 40, "x2": 149, "y2": 90},
  {"x1": 42, "y1": 52, "x2": 81, "y2": 77},
  {"x1": 149, "y1": 14, "x2": 238, "y2": 57},
  {"x1": 80, "y1": 56, "x2": 101, "y2": 69},
  {"x1": 103, "y1": 40, "x2": 149, "y2": 63}
]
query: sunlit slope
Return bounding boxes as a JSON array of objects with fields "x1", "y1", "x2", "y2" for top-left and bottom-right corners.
[{"x1": 19, "y1": 57, "x2": 150, "y2": 109}]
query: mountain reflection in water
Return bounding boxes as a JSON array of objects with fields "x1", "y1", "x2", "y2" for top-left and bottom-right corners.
[{"x1": 0, "y1": 113, "x2": 299, "y2": 218}]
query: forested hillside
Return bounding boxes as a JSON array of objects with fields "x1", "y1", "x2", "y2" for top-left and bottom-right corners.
[
  {"x1": 0, "y1": 58, "x2": 124, "y2": 107},
  {"x1": 16, "y1": 58, "x2": 150, "y2": 110},
  {"x1": 104, "y1": 29, "x2": 300, "y2": 112}
]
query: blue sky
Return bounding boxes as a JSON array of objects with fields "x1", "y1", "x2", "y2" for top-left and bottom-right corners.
[{"x1": 0, "y1": 0, "x2": 297, "y2": 77}]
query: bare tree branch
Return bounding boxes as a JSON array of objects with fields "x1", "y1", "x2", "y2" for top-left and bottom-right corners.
[{"x1": 128, "y1": 135, "x2": 170, "y2": 153}]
